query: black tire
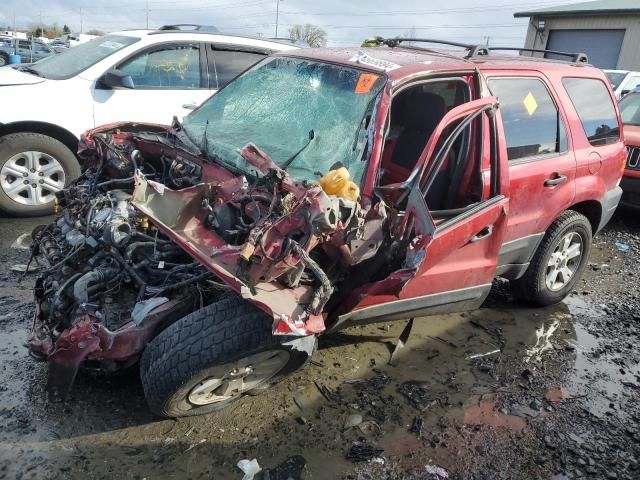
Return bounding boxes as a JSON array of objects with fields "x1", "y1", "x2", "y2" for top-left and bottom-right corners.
[
  {"x1": 140, "y1": 296, "x2": 316, "y2": 418},
  {"x1": 0, "y1": 52, "x2": 8, "y2": 67},
  {"x1": 513, "y1": 210, "x2": 592, "y2": 306},
  {"x1": 0, "y1": 133, "x2": 80, "y2": 216}
]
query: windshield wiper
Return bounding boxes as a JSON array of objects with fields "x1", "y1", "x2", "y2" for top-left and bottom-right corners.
[
  {"x1": 280, "y1": 129, "x2": 315, "y2": 170},
  {"x1": 169, "y1": 116, "x2": 202, "y2": 155}
]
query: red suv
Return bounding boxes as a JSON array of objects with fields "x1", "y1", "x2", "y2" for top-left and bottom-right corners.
[
  {"x1": 28, "y1": 39, "x2": 625, "y2": 417},
  {"x1": 619, "y1": 91, "x2": 640, "y2": 208}
]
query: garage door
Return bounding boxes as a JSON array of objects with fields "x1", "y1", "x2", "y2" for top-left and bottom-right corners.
[{"x1": 545, "y1": 29, "x2": 625, "y2": 69}]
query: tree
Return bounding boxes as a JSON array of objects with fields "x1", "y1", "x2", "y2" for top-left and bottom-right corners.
[
  {"x1": 86, "y1": 29, "x2": 105, "y2": 36},
  {"x1": 63, "y1": 24, "x2": 71, "y2": 34},
  {"x1": 288, "y1": 24, "x2": 327, "y2": 48}
]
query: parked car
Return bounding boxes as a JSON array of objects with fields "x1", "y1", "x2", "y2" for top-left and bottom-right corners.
[
  {"x1": 27, "y1": 40, "x2": 624, "y2": 417},
  {"x1": 0, "y1": 38, "x2": 55, "y2": 66},
  {"x1": 604, "y1": 69, "x2": 640, "y2": 100},
  {"x1": 0, "y1": 28, "x2": 299, "y2": 216},
  {"x1": 619, "y1": 91, "x2": 640, "y2": 209}
]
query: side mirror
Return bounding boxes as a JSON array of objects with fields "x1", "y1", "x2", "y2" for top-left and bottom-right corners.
[
  {"x1": 621, "y1": 89, "x2": 630, "y2": 96},
  {"x1": 98, "y1": 69, "x2": 135, "y2": 89}
]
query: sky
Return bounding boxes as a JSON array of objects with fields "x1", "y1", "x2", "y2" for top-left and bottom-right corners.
[{"x1": 0, "y1": 0, "x2": 585, "y2": 46}]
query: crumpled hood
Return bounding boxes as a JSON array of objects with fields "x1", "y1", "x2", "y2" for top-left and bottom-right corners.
[{"x1": 0, "y1": 65, "x2": 46, "y2": 86}]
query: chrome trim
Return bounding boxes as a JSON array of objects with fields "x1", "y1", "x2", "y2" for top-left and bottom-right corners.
[{"x1": 627, "y1": 146, "x2": 640, "y2": 169}]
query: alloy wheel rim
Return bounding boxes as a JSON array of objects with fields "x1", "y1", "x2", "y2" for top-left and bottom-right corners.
[
  {"x1": 187, "y1": 350, "x2": 290, "y2": 405},
  {"x1": 0, "y1": 151, "x2": 65, "y2": 206},
  {"x1": 545, "y1": 231, "x2": 583, "y2": 292}
]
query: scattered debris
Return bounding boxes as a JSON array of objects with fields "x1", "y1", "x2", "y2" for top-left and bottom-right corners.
[
  {"x1": 397, "y1": 381, "x2": 432, "y2": 411},
  {"x1": 314, "y1": 381, "x2": 339, "y2": 403},
  {"x1": 309, "y1": 359, "x2": 324, "y2": 368},
  {"x1": 344, "y1": 413, "x2": 363, "y2": 430},
  {"x1": 10, "y1": 263, "x2": 40, "y2": 273},
  {"x1": 262, "y1": 455, "x2": 306, "y2": 480},
  {"x1": 410, "y1": 416, "x2": 423, "y2": 434},
  {"x1": 510, "y1": 404, "x2": 540, "y2": 418},
  {"x1": 346, "y1": 438, "x2": 384, "y2": 462},
  {"x1": 237, "y1": 458, "x2": 261, "y2": 480},
  {"x1": 296, "y1": 416, "x2": 308, "y2": 425},
  {"x1": 466, "y1": 349, "x2": 501, "y2": 360},
  {"x1": 11, "y1": 233, "x2": 31, "y2": 250},
  {"x1": 426, "y1": 464, "x2": 449, "y2": 479},
  {"x1": 293, "y1": 396, "x2": 305, "y2": 412},
  {"x1": 428, "y1": 336, "x2": 458, "y2": 348},
  {"x1": 358, "y1": 420, "x2": 381, "y2": 435},
  {"x1": 614, "y1": 242, "x2": 630, "y2": 251},
  {"x1": 185, "y1": 438, "x2": 206, "y2": 452},
  {"x1": 388, "y1": 317, "x2": 414, "y2": 365}
]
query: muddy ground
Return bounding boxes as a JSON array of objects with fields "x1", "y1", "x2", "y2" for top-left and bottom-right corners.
[{"x1": 0, "y1": 210, "x2": 639, "y2": 480}]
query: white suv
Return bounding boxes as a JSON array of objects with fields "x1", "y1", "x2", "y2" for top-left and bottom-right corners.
[
  {"x1": 0, "y1": 27, "x2": 299, "y2": 216},
  {"x1": 604, "y1": 69, "x2": 640, "y2": 100}
]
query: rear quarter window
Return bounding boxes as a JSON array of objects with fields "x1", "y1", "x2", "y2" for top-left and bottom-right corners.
[
  {"x1": 562, "y1": 78, "x2": 620, "y2": 146},
  {"x1": 487, "y1": 77, "x2": 568, "y2": 162}
]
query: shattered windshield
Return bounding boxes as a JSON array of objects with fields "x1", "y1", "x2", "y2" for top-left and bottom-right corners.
[{"x1": 182, "y1": 56, "x2": 385, "y2": 184}]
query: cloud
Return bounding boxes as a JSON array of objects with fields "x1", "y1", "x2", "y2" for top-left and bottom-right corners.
[{"x1": 0, "y1": 0, "x2": 579, "y2": 46}]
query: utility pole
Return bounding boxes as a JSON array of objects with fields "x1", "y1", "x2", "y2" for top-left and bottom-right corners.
[
  {"x1": 146, "y1": 0, "x2": 149, "y2": 29},
  {"x1": 80, "y1": 7, "x2": 83, "y2": 34},
  {"x1": 484, "y1": 35, "x2": 491, "y2": 46},
  {"x1": 274, "y1": 0, "x2": 281, "y2": 37}
]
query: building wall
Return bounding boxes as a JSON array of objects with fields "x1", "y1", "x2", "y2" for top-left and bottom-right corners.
[{"x1": 522, "y1": 15, "x2": 640, "y2": 70}]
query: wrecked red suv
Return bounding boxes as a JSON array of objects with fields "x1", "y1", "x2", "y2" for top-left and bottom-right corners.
[{"x1": 27, "y1": 39, "x2": 625, "y2": 417}]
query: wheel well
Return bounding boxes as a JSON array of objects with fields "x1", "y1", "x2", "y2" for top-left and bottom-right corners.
[
  {"x1": 569, "y1": 200, "x2": 602, "y2": 234},
  {"x1": 0, "y1": 121, "x2": 79, "y2": 156}
]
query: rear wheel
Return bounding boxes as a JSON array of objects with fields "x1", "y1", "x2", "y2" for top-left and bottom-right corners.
[
  {"x1": 0, "y1": 133, "x2": 80, "y2": 216},
  {"x1": 0, "y1": 52, "x2": 8, "y2": 67},
  {"x1": 140, "y1": 296, "x2": 316, "y2": 418},
  {"x1": 513, "y1": 211, "x2": 592, "y2": 306}
]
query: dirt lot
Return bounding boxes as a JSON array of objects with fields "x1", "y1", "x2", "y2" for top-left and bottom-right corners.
[{"x1": 0, "y1": 210, "x2": 639, "y2": 480}]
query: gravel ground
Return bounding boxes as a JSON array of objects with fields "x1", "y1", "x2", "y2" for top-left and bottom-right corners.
[{"x1": 0, "y1": 209, "x2": 638, "y2": 480}]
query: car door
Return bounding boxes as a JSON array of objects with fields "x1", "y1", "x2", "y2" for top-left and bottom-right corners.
[
  {"x1": 330, "y1": 97, "x2": 510, "y2": 329},
  {"x1": 92, "y1": 42, "x2": 214, "y2": 127},
  {"x1": 485, "y1": 74, "x2": 576, "y2": 277}
]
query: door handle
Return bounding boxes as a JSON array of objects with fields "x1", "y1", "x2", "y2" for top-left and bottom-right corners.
[
  {"x1": 470, "y1": 225, "x2": 493, "y2": 243},
  {"x1": 544, "y1": 174, "x2": 567, "y2": 187},
  {"x1": 182, "y1": 102, "x2": 198, "y2": 110}
]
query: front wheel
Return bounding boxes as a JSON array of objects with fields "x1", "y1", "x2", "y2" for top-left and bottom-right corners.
[
  {"x1": 513, "y1": 211, "x2": 592, "y2": 306},
  {"x1": 140, "y1": 296, "x2": 316, "y2": 418},
  {"x1": 0, "y1": 133, "x2": 80, "y2": 216}
]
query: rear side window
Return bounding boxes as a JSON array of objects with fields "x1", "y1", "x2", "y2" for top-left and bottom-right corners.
[
  {"x1": 562, "y1": 78, "x2": 620, "y2": 146},
  {"x1": 210, "y1": 48, "x2": 266, "y2": 88},
  {"x1": 488, "y1": 77, "x2": 567, "y2": 162}
]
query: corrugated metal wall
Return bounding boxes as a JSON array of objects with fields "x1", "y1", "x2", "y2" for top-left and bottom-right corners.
[{"x1": 522, "y1": 15, "x2": 640, "y2": 70}]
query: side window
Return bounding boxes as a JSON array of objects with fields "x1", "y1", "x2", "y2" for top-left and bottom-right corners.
[
  {"x1": 119, "y1": 44, "x2": 201, "y2": 89},
  {"x1": 488, "y1": 77, "x2": 567, "y2": 161},
  {"x1": 210, "y1": 48, "x2": 266, "y2": 88},
  {"x1": 18, "y1": 40, "x2": 30, "y2": 49},
  {"x1": 563, "y1": 78, "x2": 620, "y2": 146},
  {"x1": 379, "y1": 79, "x2": 470, "y2": 186}
]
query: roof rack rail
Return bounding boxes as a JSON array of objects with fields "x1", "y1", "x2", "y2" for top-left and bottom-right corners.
[
  {"x1": 157, "y1": 24, "x2": 218, "y2": 32},
  {"x1": 365, "y1": 36, "x2": 488, "y2": 58},
  {"x1": 487, "y1": 47, "x2": 588, "y2": 63}
]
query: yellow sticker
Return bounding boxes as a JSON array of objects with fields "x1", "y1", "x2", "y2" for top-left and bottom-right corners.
[{"x1": 523, "y1": 92, "x2": 538, "y2": 116}]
